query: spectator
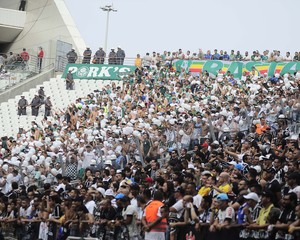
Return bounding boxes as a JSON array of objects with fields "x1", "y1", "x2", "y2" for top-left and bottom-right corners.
[
  {"x1": 108, "y1": 49, "x2": 117, "y2": 64},
  {"x1": 30, "y1": 94, "x2": 42, "y2": 116},
  {"x1": 66, "y1": 48, "x2": 78, "y2": 63},
  {"x1": 17, "y1": 95, "x2": 28, "y2": 115},
  {"x1": 20, "y1": 48, "x2": 29, "y2": 69},
  {"x1": 65, "y1": 70, "x2": 74, "y2": 90},
  {"x1": 37, "y1": 46, "x2": 44, "y2": 72},
  {"x1": 82, "y1": 47, "x2": 92, "y2": 64},
  {"x1": 94, "y1": 46, "x2": 106, "y2": 64},
  {"x1": 116, "y1": 46, "x2": 126, "y2": 65}
]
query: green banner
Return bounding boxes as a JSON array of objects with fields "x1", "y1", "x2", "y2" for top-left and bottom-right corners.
[
  {"x1": 173, "y1": 60, "x2": 300, "y2": 78},
  {"x1": 62, "y1": 64, "x2": 136, "y2": 80}
]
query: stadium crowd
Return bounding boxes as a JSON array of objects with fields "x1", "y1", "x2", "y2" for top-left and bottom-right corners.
[{"x1": 0, "y1": 49, "x2": 299, "y2": 240}]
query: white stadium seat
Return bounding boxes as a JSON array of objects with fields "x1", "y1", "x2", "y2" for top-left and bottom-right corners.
[{"x1": 0, "y1": 75, "x2": 119, "y2": 137}]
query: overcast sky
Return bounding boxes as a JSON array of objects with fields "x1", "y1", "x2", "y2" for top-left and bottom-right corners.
[{"x1": 65, "y1": 0, "x2": 299, "y2": 58}]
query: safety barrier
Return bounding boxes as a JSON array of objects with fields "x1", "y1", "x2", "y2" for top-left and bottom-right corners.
[{"x1": 1, "y1": 216, "x2": 299, "y2": 240}]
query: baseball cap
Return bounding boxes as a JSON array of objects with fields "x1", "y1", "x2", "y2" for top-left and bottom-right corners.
[
  {"x1": 145, "y1": 177, "x2": 154, "y2": 183},
  {"x1": 216, "y1": 193, "x2": 229, "y2": 201},
  {"x1": 228, "y1": 160, "x2": 237, "y2": 166},
  {"x1": 201, "y1": 142, "x2": 209, "y2": 148},
  {"x1": 235, "y1": 163, "x2": 243, "y2": 171},
  {"x1": 250, "y1": 165, "x2": 262, "y2": 174},
  {"x1": 201, "y1": 170, "x2": 212, "y2": 176},
  {"x1": 243, "y1": 192, "x2": 259, "y2": 202},
  {"x1": 90, "y1": 159, "x2": 96, "y2": 165},
  {"x1": 115, "y1": 193, "x2": 125, "y2": 199},
  {"x1": 97, "y1": 187, "x2": 105, "y2": 198},
  {"x1": 105, "y1": 189, "x2": 115, "y2": 197}
]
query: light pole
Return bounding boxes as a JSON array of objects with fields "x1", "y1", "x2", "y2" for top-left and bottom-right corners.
[{"x1": 100, "y1": 5, "x2": 117, "y2": 54}]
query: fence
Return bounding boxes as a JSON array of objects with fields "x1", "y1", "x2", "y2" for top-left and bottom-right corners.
[
  {"x1": 56, "y1": 55, "x2": 136, "y2": 71},
  {"x1": 0, "y1": 53, "x2": 56, "y2": 93},
  {"x1": 1, "y1": 224, "x2": 299, "y2": 240}
]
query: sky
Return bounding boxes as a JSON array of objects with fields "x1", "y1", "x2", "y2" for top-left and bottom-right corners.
[{"x1": 65, "y1": 0, "x2": 300, "y2": 58}]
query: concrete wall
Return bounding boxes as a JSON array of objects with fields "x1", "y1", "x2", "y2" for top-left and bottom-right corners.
[
  {"x1": 0, "y1": 0, "x2": 20, "y2": 10},
  {"x1": 2, "y1": 0, "x2": 86, "y2": 68},
  {"x1": 0, "y1": 68, "x2": 55, "y2": 103}
]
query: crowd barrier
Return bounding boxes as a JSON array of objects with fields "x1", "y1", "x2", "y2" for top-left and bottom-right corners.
[{"x1": 1, "y1": 224, "x2": 297, "y2": 240}]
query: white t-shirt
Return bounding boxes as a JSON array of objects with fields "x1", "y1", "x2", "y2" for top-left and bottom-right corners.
[
  {"x1": 122, "y1": 205, "x2": 138, "y2": 238},
  {"x1": 171, "y1": 199, "x2": 184, "y2": 219},
  {"x1": 217, "y1": 206, "x2": 235, "y2": 224},
  {"x1": 85, "y1": 200, "x2": 96, "y2": 214},
  {"x1": 289, "y1": 186, "x2": 300, "y2": 200},
  {"x1": 193, "y1": 194, "x2": 202, "y2": 209},
  {"x1": 82, "y1": 151, "x2": 96, "y2": 169}
]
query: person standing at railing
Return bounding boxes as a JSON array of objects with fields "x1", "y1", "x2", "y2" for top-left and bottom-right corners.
[
  {"x1": 66, "y1": 48, "x2": 77, "y2": 63},
  {"x1": 135, "y1": 54, "x2": 142, "y2": 68},
  {"x1": 20, "y1": 48, "x2": 29, "y2": 70},
  {"x1": 116, "y1": 46, "x2": 125, "y2": 65},
  {"x1": 82, "y1": 47, "x2": 92, "y2": 64},
  {"x1": 37, "y1": 47, "x2": 44, "y2": 73},
  {"x1": 108, "y1": 49, "x2": 117, "y2": 65},
  {"x1": 18, "y1": 95, "x2": 28, "y2": 116},
  {"x1": 94, "y1": 47, "x2": 106, "y2": 64}
]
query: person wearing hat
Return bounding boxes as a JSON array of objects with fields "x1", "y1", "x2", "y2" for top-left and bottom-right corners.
[
  {"x1": 66, "y1": 48, "x2": 78, "y2": 63},
  {"x1": 44, "y1": 96, "x2": 52, "y2": 117},
  {"x1": 247, "y1": 190, "x2": 275, "y2": 237},
  {"x1": 82, "y1": 47, "x2": 92, "y2": 64},
  {"x1": 18, "y1": 95, "x2": 28, "y2": 115},
  {"x1": 116, "y1": 46, "x2": 125, "y2": 65},
  {"x1": 94, "y1": 47, "x2": 106, "y2": 64},
  {"x1": 115, "y1": 195, "x2": 139, "y2": 239},
  {"x1": 210, "y1": 193, "x2": 235, "y2": 232},
  {"x1": 238, "y1": 192, "x2": 262, "y2": 238},
  {"x1": 108, "y1": 48, "x2": 116, "y2": 65},
  {"x1": 199, "y1": 142, "x2": 210, "y2": 163},
  {"x1": 30, "y1": 94, "x2": 42, "y2": 116},
  {"x1": 38, "y1": 86, "x2": 45, "y2": 102},
  {"x1": 66, "y1": 70, "x2": 74, "y2": 90},
  {"x1": 243, "y1": 192, "x2": 261, "y2": 217}
]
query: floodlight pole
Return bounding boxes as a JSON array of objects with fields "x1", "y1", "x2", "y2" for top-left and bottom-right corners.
[{"x1": 100, "y1": 5, "x2": 117, "y2": 54}]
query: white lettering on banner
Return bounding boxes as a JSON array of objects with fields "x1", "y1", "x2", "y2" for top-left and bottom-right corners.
[
  {"x1": 87, "y1": 67, "x2": 100, "y2": 77},
  {"x1": 119, "y1": 67, "x2": 131, "y2": 73},
  {"x1": 68, "y1": 67, "x2": 78, "y2": 73},
  {"x1": 98, "y1": 67, "x2": 113, "y2": 77}
]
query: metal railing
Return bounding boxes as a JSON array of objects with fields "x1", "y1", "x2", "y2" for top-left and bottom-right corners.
[
  {"x1": 0, "y1": 53, "x2": 56, "y2": 92},
  {"x1": 57, "y1": 55, "x2": 136, "y2": 69}
]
